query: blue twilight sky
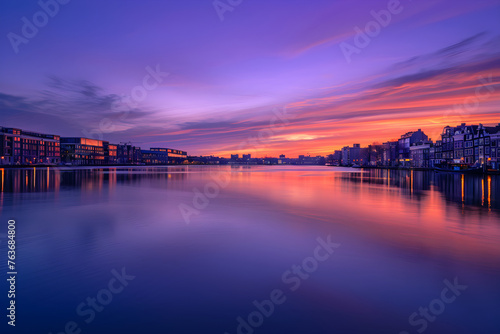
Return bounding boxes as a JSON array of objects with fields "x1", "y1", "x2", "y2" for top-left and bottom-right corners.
[{"x1": 1, "y1": 0, "x2": 499, "y2": 156}]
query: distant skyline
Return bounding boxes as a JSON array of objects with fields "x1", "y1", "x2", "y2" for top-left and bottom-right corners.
[{"x1": 1, "y1": 0, "x2": 499, "y2": 157}]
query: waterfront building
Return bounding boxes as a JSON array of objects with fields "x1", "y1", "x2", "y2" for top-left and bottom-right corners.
[
  {"x1": 368, "y1": 144, "x2": 383, "y2": 166},
  {"x1": 464, "y1": 128, "x2": 475, "y2": 165},
  {"x1": 439, "y1": 123, "x2": 500, "y2": 168},
  {"x1": 159, "y1": 148, "x2": 187, "y2": 164},
  {"x1": 451, "y1": 125, "x2": 476, "y2": 165},
  {"x1": 433, "y1": 140, "x2": 443, "y2": 166},
  {"x1": 60, "y1": 138, "x2": 106, "y2": 165},
  {"x1": 440, "y1": 123, "x2": 468, "y2": 164},
  {"x1": 242, "y1": 154, "x2": 251, "y2": 161},
  {"x1": 0, "y1": 127, "x2": 61, "y2": 165},
  {"x1": 382, "y1": 141, "x2": 398, "y2": 167},
  {"x1": 490, "y1": 131, "x2": 499, "y2": 170},
  {"x1": 117, "y1": 144, "x2": 142, "y2": 165},
  {"x1": 230, "y1": 154, "x2": 239, "y2": 161},
  {"x1": 475, "y1": 124, "x2": 500, "y2": 167},
  {"x1": 141, "y1": 149, "x2": 168, "y2": 165},
  {"x1": 398, "y1": 129, "x2": 428, "y2": 167},
  {"x1": 330, "y1": 150, "x2": 341, "y2": 165},
  {"x1": 410, "y1": 140, "x2": 433, "y2": 168},
  {"x1": 341, "y1": 144, "x2": 363, "y2": 166},
  {"x1": 104, "y1": 142, "x2": 118, "y2": 165},
  {"x1": 141, "y1": 148, "x2": 187, "y2": 164}
]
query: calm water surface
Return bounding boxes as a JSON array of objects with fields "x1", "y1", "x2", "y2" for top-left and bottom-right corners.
[{"x1": 0, "y1": 166, "x2": 499, "y2": 334}]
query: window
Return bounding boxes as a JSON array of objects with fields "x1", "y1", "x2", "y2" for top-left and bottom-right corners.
[{"x1": 485, "y1": 137, "x2": 490, "y2": 145}]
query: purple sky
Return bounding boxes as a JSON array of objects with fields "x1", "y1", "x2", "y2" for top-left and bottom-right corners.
[{"x1": 1, "y1": 0, "x2": 499, "y2": 156}]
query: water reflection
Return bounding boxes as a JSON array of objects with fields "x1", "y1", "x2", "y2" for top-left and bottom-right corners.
[
  {"x1": 0, "y1": 166, "x2": 499, "y2": 334},
  {"x1": 337, "y1": 169, "x2": 499, "y2": 211},
  {"x1": 0, "y1": 167, "x2": 191, "y2": 193},
  {"x1": 0, "y1": 167, "x2": 498, "y2": 212}
]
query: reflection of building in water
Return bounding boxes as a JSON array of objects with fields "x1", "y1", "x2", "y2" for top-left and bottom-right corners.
[
  {"x1": 338, "y1": 169, "x2": 498, "y2": 210},
  {"x1": 0, "y1": 127, "x2": 60, "y2": 165},
  {"x1": 0, "y1": 167, "x2": 188, "y2": 194},
  {"x1": 0, "y1": 167, "x2": 60, "y2": 193}
]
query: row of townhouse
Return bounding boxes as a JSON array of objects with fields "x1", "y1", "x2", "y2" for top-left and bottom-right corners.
[
  {"x1": 338, "y1": 123, "x2": 500, "y2": 170},
  {"x1": 0, "y1": 126, "x2": 187, "y2": 166},
  {"x1": 340, "y1": 129, "x2": 429, "y2": 167},
  {"x1": 440, "y1": 123, "x2": 500, "y2": 169}
]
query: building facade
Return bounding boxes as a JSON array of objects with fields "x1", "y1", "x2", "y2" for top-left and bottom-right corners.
[
  {"x1": 60, "y1": 138, "x2": 106, "y2": 165},
  {"x1": 104, "y1": 143, "x2": 118, "y2": 165},
  {"x1": 382, "y1": 141, "x2": 398, "y2": 167},
  {"x1": 0, "y1": 127, "x2": 60, "y2": 165},
  {"x1": 141, "y1": 149, "x2": 168, "y2": 165},
  {"x1": 141, "y1": 148, "x2": 188, "y2": 165},
  {"x1": 410, "y1": 141, "x2": 433, "y2": 168},
  {"x1": 398, "y1": 129, "x2": 428, "y2": 167},
  {"x1": 117, "y1": 144, "x2": 142, "y2": 165}
]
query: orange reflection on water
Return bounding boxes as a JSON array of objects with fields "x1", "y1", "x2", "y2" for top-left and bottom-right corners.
[
  {"x1": 488, "y1": 176, "x2": 492, "y2": 211},
  {"x1": 411, "y1": 170, "x2": 413, "y2": 196},
  {"x1": 228, "y1": 167, "x2": 500, "y2": 268},
  {"x1": 482, "y1": 178, "x2": 485, "y2": 206},
  {"x1": 461, "y1": 174, "x2": 465, "y2": 204},
  {"x1": 109, "y1": 168, "x2": 117, "y2": 191}
]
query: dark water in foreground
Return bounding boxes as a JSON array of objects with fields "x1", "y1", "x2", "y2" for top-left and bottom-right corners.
[{"x1": 0, "y1": 166, "x2": 499, "y2": 334}]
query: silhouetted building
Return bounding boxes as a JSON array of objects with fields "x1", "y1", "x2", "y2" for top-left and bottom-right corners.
[
  {"x1": 368, "y1": 144, "x2": 383, "y2": 166},
  {"x1": 382, "y1": 141, "x2": 398, "y2": 167},
  {"x1": 117, "y1": 144, "x2": 142, "y2": 165},
  {"x1": 398, "y1": 129, "x2": 428, "y2": 167},
  {"x1": 439, "y1": 123, "x2": 500, "y2": 168},
  {"x1": 330, "y1": 150, "x2": 342, "y2": 165},
  {"x1": 341, "y1": 144, "x2": 368, "y2": 166},
  {"x1": 410, "y1": 140, "x2": 433, "y2": 168}
]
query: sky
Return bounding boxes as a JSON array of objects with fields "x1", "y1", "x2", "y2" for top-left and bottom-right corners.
[{"x1": 0, "y1": 0, "x2": 499, "y2": 157}]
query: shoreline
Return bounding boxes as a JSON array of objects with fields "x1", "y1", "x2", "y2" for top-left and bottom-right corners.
[{"x1": 1, "y1": 164, "x2": 499, "y2": 175}]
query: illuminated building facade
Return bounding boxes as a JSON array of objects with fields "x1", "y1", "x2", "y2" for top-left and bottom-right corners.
[
  {"x1": 148, "y1": 148, "x2": 187, "y2": 164},
  {"x1": 0, "y1": 127, "x2": 60, "y2": 165},
  {"x1": 60, "y1": 138, "x2": 106, "y2": 165}
]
